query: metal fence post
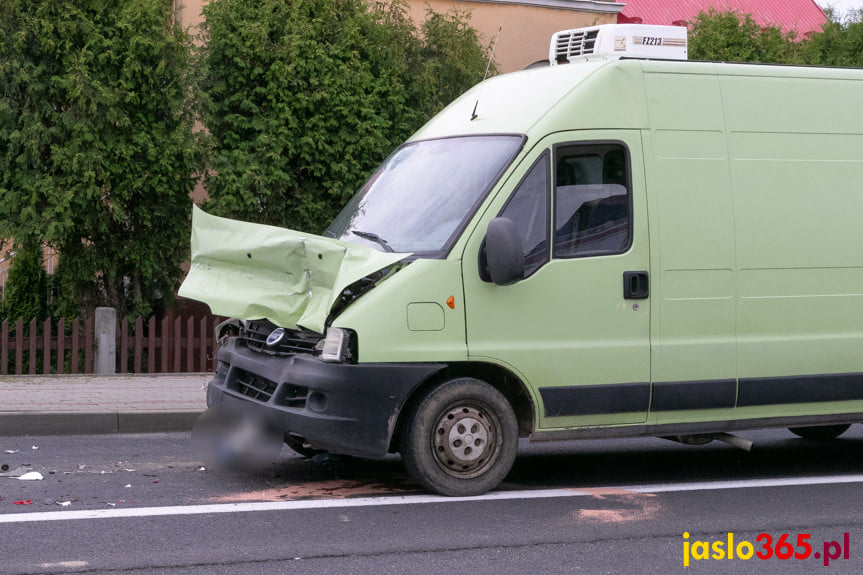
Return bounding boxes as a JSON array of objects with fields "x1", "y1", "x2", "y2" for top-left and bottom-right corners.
[{"x1": 94, "y1": 307, "x2": 116, "y2": 374}]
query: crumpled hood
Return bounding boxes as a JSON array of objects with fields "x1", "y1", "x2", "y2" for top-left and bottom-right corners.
[{"x1": 179, "y1": 206, "x2": 407, "y2": 334}]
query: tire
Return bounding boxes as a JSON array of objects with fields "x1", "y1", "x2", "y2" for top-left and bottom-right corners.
[
  {"x1": 788, "y1": 424, "x2": 851, "y2": 440},
  {"x1": 401, "y1": 377, "x2": 518, "y2": 497}
]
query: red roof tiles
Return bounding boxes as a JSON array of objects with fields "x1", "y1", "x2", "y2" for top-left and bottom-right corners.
[{"x1": 616, "y1": 0, "x2": 828, "y2": 34}]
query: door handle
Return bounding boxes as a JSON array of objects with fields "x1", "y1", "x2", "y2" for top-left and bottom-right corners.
[{"x1": 623, "y1": 271, "x2": 649, "y2": 299}]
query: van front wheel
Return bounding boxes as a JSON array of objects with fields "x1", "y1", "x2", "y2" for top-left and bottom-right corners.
[
  {"x1": 788, "y1": 424, "x2": 851, "y2": 440},
  {"x1": 401, "y1": 378, "x2": 518, "y2": 497}
]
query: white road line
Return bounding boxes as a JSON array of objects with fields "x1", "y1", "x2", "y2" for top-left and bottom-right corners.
[{"x1": 3, "y1": 473, "x2": 863, "y2": 524}]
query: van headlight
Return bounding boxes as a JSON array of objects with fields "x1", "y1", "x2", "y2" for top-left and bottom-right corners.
[{"x1": 317, "y1": 327, "x2": 353, "y2": 363}]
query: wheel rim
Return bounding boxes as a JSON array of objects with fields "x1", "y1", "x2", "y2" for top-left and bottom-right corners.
[{"x1": 431, "y1": 403, "x2": 501, "y2": 479}]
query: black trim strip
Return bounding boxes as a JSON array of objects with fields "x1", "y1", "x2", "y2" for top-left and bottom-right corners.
[
  {"x1": 540, "y1": 383, "x2": 649, "y2": 417},
  {"x1": 738, "y1": 373, "x2": 863, "y2": 407},
  {"x1": 531, "y1": 411, "x2": 863, "y2": 442},
  {"x1": 651, "y1": 379, "x2": 736, "y2": 411},
  {"x1": 540, "y1": 372, "x2": 863, "y2": 417}
]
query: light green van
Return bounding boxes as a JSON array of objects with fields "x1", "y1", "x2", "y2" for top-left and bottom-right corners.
[{"x1": 180, "y1": 24, "x2": 863, "y2": 496}]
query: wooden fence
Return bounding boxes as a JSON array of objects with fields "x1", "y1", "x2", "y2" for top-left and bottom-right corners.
[{"x1": 0, "y1": 314, "x2": 223, "y2": 375}]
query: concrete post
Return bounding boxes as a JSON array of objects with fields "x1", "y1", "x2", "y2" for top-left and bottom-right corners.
[{"x1": 94, "y1": 307, "x2": 117, "y2": 375}]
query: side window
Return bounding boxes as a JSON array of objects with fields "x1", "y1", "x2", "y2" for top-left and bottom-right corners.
[
  {"x1": 499, "y1": 153, "x2": 549, "y2": 278},
  {"x1": 554, "y1": 143, "x2": 631, "y2": 258}
]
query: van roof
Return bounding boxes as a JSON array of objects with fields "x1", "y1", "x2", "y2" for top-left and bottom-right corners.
[
  {"x1": 410, "y1": 60, "x2": 615, "y2": 141},
  {"x1": 411, "y1": 58, "x2": 863, "y2": 144}
]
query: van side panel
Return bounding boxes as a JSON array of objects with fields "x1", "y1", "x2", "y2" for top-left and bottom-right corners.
[
  {"x1": 641, "y1": 62, "x2": 863, "y2": 424},
  {"x1": 642, "y1": 67, "x2": 737, "y2": 415},
  {"x1": 721, "y1": 72, "x2": 863, "y2": 404}
]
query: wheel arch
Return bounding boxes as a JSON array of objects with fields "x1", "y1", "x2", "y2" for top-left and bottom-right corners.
[{"x1": 390, "y1": 361, "x2": 535, "y2": 453}]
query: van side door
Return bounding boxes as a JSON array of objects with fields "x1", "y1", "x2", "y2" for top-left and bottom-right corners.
[{"x1": 462, "y1": 131, "x2": 650, "y2": 430}]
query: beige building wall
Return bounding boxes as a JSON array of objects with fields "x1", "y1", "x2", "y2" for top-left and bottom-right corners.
[
  {"x1": 178, "y1": 0, "x2": 621, "y2": 73},
  {"x1": 407, "y1": 1, "x2": 620, "y2": 72},
  {"x1": 175, "y1": 1, "x2": 209, "y2": 205},
  {"x1": 176, "y1": 0, "x2": 207, "y2": 33}
]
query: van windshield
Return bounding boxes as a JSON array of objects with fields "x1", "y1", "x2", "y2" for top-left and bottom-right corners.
[{"x1": 325, "y1": 135, "x2": 523, "y2": 255}]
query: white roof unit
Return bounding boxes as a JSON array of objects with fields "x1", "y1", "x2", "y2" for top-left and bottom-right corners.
[{"x1": 550, "y1": 24, "x2": 688, "y2": 65}]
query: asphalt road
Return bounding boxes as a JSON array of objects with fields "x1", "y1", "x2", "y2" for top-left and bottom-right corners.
[{"x1": 2, "y1": 427, "x2": 863, "y2": 574}]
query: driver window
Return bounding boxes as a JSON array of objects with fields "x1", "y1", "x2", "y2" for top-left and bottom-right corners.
[
  {"x1": 554, "y1": 143, "x2": 631, "y2": 258},
  {"x1": 498, "y1": 153, "x2": 549, "y2": 278}
]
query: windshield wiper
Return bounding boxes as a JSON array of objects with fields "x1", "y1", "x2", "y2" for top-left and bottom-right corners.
[{"x1": 351, "y1": 230, "x2": 395, "y2": 252}]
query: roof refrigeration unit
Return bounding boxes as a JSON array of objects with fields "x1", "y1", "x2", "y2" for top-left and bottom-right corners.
[{"x1": 549, "y1": 24, "x2": 688, "y2": 65}]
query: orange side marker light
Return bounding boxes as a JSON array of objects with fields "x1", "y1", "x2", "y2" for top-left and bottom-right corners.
[{"x1": 446, "y1": 295, "x2": 455, "y2": 310}]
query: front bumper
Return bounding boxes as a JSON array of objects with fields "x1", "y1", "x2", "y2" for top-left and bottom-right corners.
[{"x1": 206, "y1": 338, "x2": 445, "y2": 457}]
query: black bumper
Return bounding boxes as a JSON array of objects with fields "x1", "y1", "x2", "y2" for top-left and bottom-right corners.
[{"x1": 206, "y1": 338, "x2": 445, "y2": 458}]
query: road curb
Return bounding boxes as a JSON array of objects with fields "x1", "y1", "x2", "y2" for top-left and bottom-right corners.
[{"x1": 0, "y1": 411, "x2": 204, "y2": 436}]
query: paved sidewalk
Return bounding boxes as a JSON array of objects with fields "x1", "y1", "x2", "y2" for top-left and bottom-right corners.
[{"x1": 0, "y1": 374, "x2": 211, "y2": 436}]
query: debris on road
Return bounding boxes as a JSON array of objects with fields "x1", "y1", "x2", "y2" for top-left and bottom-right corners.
[
  {"x1": 1, "y1": 465, "x2": 34, "y2": 478},
  {"x1": 4, "y1": 449, "x2": 19, "y2": 454},
  {"x1": 18, "y1": 471, "x2": 44, "y2": 481},
  {"x1": 13, "y1": 500, "x2": 33, "y2": 505}
]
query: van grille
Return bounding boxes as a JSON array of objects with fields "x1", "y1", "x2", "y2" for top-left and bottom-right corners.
[
  {"x1": 554, "y1": 29, "x2": 599, "y2": 64},
  {"x1": 240, "y1": 320, "x2": 321, "y2": 356},
  {"x1": 232, "y1": 369, "x2": 308, "y2": 408},
  {"x1": 235, "y1": 369, "x2": 278, "y2": 402}
]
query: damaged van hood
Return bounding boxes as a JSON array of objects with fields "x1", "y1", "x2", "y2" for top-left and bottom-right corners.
[{"x1": 178, "y1": 206, "x2": 408, "y2": 334}]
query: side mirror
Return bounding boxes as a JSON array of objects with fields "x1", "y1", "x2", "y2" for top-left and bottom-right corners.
[{"x1": 481, "y1": 217, "x2": 524, "y2": 286}]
